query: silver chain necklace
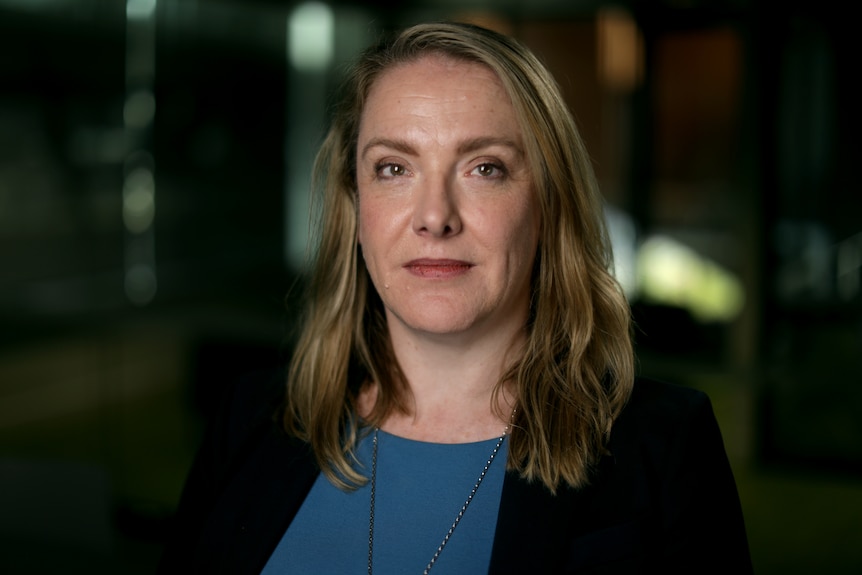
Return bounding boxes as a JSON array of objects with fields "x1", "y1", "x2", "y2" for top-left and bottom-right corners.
[{"x1": 367, "y1": 423, "x2": 511, "y2": 575}]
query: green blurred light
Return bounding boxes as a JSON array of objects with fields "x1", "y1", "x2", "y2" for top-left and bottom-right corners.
[{"x1": 637, "y1": 234, "x2": 745, "y2": 323}]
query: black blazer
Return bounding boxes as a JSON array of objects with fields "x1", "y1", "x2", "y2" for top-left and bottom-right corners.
[{"x1": 157, "y1": 370, "x2": 753, "y2": 574}]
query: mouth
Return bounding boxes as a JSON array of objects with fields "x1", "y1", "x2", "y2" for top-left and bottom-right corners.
[{"x1": 404, "y1": 259, "x2": 473, "y2": 278}]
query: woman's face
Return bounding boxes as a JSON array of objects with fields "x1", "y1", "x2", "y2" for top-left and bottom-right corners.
[{"x1": 356, "y1": 54, "x2": 540, "y2": 342}]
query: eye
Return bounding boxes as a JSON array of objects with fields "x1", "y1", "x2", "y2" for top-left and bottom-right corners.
[
  {"x1": 472, "y1": 162, "x2": 505, "y2": 178},
  {"x1": 376, "y1": 162, "x2": 407, "y2": 178}
]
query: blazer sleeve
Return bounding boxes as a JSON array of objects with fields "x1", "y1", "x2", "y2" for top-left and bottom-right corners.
[
  {"x1": 649, "y1": 384, "x2": 753, "y2": 573},
  {"x1": 155, "y1": 368, "x2": 286, "y2": 573}
]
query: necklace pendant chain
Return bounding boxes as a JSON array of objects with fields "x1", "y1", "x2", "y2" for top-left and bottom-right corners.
[{"x1": 367, "y1": 421, "x2": 511, "y2": 575}]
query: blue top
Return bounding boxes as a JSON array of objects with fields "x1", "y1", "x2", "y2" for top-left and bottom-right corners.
[{"x1": 260, "y1": 429, "x2": 508, "y2": 574}]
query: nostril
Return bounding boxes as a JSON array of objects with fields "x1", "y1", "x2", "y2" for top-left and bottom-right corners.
[{"x1": 411, "y1": 186, "x2": 462, "y2": 237}]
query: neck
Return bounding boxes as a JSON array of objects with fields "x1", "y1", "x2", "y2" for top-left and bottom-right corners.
[{"x1": 363, "y1": 321, "x2": 522, "y2": 443}]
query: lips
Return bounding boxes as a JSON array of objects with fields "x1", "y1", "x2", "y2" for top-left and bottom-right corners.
[{"x1": 404, "y1": 259, "x2": 473, "y2": 278}]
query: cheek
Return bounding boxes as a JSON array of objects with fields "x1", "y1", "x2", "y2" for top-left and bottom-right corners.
[
  {"x1": 356, "y1": 196, "x2": 372, "y2": 246},
  {"x1": 505, "y1": 197, "x2": 540, "y2": 248},
  {"x1": 354, "y1": 193, "x2": 362, "y2": 244},
  {"x1": 508, "y1": 203, "x2": 541, "y2": 275},
  {"x1": 522, "y1": 193, "x2": 542, "y2": 250},
  {"x1": 356, "y1": 198, "x2": 389, "y2": 255}
]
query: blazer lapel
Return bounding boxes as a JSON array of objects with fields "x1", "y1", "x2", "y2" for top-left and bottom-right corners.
[
  {"x1": 488, "y1": 454, "x2": 639, "y2": 574},
  {"x1": 199, "y1": 429, "x2": 320, "y2": 575},
  {"x1": 489, "y1": 472, "x2": 582, "y2": 573}
]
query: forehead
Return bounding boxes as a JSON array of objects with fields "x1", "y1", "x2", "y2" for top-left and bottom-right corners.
[
  {"x1": 371, "y1": 52, "x2": 498, "y2": 88},
  {"x1": 358, "y1": 54, "x2": 521, "y2": 139}
]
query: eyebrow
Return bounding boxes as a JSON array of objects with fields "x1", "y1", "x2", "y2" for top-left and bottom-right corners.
[
  {"x1": 360, "y1": 138, "x2": 417, "y2": 160},
  {"x1": 359, "y1": 136, "x2": 524, "y2": 160},
  {"x1": 457, "y1": 136, "x2": 524, "y2": 157}
]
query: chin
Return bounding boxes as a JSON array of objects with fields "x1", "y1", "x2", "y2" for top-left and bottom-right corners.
[
  {"x1": 404, "y1": 317, "x2": 476, "y2": 336},
  {"x1": 387, "y1": 307, "x2": 478, "y2": 337}
]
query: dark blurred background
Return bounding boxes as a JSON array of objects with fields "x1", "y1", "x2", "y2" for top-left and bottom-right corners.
[{"x1": 0, "y1": 0, "x2": 860, "y2": 573}]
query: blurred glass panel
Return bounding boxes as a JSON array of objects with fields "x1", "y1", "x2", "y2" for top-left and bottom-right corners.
[
  {"x1": 126, "y1": 0, "x2": 156, "y2": 21},
  {"x1": 597, "y1": 6, "x2": 643, "y2": 93},
  {"x1": 284, "y1": 4, "x2": 372, "y2": 271}
]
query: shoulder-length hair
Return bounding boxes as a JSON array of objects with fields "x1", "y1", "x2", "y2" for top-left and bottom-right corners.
[{"x1": 283, "y1": 21, "x2": 634, "y2": 493}]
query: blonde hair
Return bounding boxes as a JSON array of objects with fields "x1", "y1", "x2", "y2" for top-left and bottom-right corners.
[{"x1": 283, "y1": 21, "x2": 634, "y2": 493}]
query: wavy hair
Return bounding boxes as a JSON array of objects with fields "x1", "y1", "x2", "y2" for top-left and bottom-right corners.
[{"x1": 283, "y1": 21, "x2": 634, "y2": 492}]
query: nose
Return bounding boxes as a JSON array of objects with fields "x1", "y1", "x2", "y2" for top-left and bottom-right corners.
[{"x1": 412, "y1": 174, "x2": 462, "y2": 237}]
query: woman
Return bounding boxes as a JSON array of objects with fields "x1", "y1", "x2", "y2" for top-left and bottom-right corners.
[{"x1": 158, "y1": 22, "x2": 752, "y2": 574}]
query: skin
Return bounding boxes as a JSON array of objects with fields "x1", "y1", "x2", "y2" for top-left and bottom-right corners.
[{"x1": 355, "y1": 55, "x2": 540, "y2": 441}]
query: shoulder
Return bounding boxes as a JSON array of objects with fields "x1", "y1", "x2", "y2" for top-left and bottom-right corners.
[
  {"x1": 615, "y1": 376, "x2": 714, "y2": 431},
  {"x1": 607, "y1": 376, "x2": 725, "y2": 470},
  {"x1": 216, "y1": 368, "x2": 285, "y2": 432},
  {"x1": 199, "y1": 366, "x2": 297, "y2": 469},
  {"x1": 157, "y1": 367, "x2": 317, "y2": 573},
  {"x1": 223, "y1": 367, "x2": 287, "y2": 430},
  {"x1": 596, "y1": 378, "x2": 752, "y2": 571},
  {"x1": 494, "y1": 378, "x2": 751, "y2": 573},
  {"x1": 619, "y1": 377, "x2": 712, "y2": 424}
]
